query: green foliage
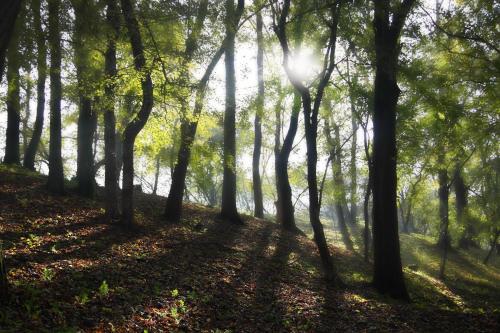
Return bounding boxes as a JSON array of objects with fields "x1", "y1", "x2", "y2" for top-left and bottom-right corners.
[{"x1": 98, "y1": 280, "x2": 109, "y2": 297}]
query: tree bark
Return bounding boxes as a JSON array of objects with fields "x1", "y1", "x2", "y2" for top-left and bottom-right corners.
[
  {"x1": 455, "y1": 165, "x2": 474, "y2": 248},
  {"x1": 103, "y1": 0, "x2": 120, "y2": 220},
  {"x1": 120, "y1": 0, "x2": 154, "y2": 226},
  {"x1": 274, "y1": 0, "x2": 343, "y2": 284},
  {"x1": 152, "y1": 153, "x2": 160, "y2": 195},
  {"x1": 371, "y1": 0, "x2": 415, "y2": 300},
  {"x1": 252, "y1": 7, "x2": 264, "y2": 218},
  {"x1": 0, "y1": 0, "x2": 22, "y2": 84},
  {"x1": 275, "y1": 93, "x2": 301, "y2": 231},
  {"x1": 3, "y1": 13, "x2": 22, "y2": 165},
  {"x1": 220, "y1": 0, "x2": 245, "y2": 224},
  {"x1": 23, "y1": 0, "x2": 46, "y2": 171},
  {"x1": 47, "y1": 0, "x2": 65, "y2": 194},
  {"x1": 74, "y1": 0, "x2": 97, "y2": 197}
]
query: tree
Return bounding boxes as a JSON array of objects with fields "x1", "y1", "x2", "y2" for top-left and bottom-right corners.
[
  {"x1": 47, "y1": 0, "x2": 65, "y2": 194},
  {"x1": 120, "y1": 0, "x2": 154, "y2": 226},
  {"x1": 371, "y1": 0, "x2": 415, "y2": 299},
  {"x1": 0, "y1": 0, "x2": 22, "y2": 83},
  {"x1": 220, "y1": 0, "x2": 245, "y2": 224},
  {"x1": 103, "y1": 0, "x2": 120, "y2": 220},
  {"x1": 73, "y1": 0, "x2": 98, "y2": 197},
  {"x1": 252, "y1": 3, "x2": 264, "y2": 218},
  {"x1": 23, "y1": 0, "x2": 47, "y2": 170},
  {"x1": 3, "y1": 6, "x2": 23, "y2": 165},
  {"x1": 273, "y1": 0, "x2": 344, "y2": 284}
]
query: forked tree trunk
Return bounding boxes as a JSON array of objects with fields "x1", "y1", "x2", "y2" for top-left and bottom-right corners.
[
  {"x1": 23, "y1": 0, "x2": 46, "y2": 170},
  {"x1": 47, "y1": 0, "x2": 65, "y2": 194},
  {"x1": 103, "y1": 0, "x2": 120, "y2": 220},
  {"x1": 120, "y1": 0, "x2": 154, "y2": 226}
]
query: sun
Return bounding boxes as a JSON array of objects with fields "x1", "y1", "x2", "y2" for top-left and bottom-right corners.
[{"x1": 289, "y1": 48, "x2": 319, "y2": 81}]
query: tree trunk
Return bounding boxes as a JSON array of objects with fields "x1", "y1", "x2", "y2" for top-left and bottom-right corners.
[
  {"x1": 252, "y1": 8, "x2": 264, "y2": 218},
  {"x1": 0, "y1": 0, "x2": 22, "y2": 84},
  {"x1": 120, "y1": 0, "x2": 154, "y2": 226},
  {"x1": 455, "y1": 165, "x2": 474, "y2": 248},
  {"x1": 349, "y1": 91, "x2": 358, "y2": 225},
  {"x1": 275, "y1": 93, "x2": 301, "y2": 231},
  {"x1": 152, "y1": 153, "x2": 160, "y2": 195},
  {"x1": 103, "y1": 0, "x2": 120, "y2": 220},
  {"x1": 363, "y1": 165, "x2": 372, "y2": 262},
  {"x1": 23, "y1": 0, "x2": 46, "y2": 170},
  {"x1": 164, "y1": 0, "x2": 227, "y2": 223},
  {"x1": 438, "y1": 160, "x2": 450, "y2": 279},
  {"x1": 74, "y1": 0, "x2": 97, "y2": 197},
  {"x1": 371, "y1": 0, "x2": 414, "y2": 300},
  {"x1": 220, "y1": 0, "x2": 244, "y2": 224},
  {"x1": 483, "y1": 230, "x2": 499, "y2": 265},
  {"x1": 47, "y1": 0, "x2": 65, "y2": 194},
  {"x1": 325, "y1": 119, "x2": 354, "y2": 251},
  {"x1": 3, "y1": 15, "x2": 21, "y2": 165},
  {"x1": 22, "y1": 76, "x2": 32, "y2": 155}
]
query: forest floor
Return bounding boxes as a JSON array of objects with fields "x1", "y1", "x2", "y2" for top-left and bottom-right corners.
[{"x1": 0, "y1": 165, "x2": 499, "y2": 332}]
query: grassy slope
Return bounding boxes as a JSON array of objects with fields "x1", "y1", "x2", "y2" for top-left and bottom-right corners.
[{"x1": 0, "y1": 165, "x2": 498, "y2": 332}]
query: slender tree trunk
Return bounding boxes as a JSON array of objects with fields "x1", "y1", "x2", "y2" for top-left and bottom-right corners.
[
  {"x1": 220, "y1": 0, "x2": 244, "y2": 224},
  {"x1": 23, "y1": 0, "x2": 46, "y2": 170},
  {"x1": 252, "y1": 8, "x2": 264, "y2": 218},
  {"x1": 164, "y1": 0, "x2": 225, "y2": 223},
  {"x1": 348, "y1": 64, "x2": 358, "y2": 225},
  {"x1": 103, "y1": 0, "x2": 120, "y2": 220},
  {"x1": 325, "y1": 119, "x2": 354, "y2": 251},
  {"x1": 3, "y1": 16, "x2": 21, "y2": 165},
  {"x1": 152, "y1": 153, "x2": 160, "y2": 195},
  {"x1": 371, "y1": 0, "x2": 414, "y2": 300},
  {"x1": 455, "y1": 165, "x2": 474, "y2": 248},
  {"x1": 22, "y1": 77, "x2": 32, "y2": 155},
  {"x1": 438, "y1": 158, "x2": 450, "y2": 279},
  {"x1": 47, "y1": 0, "x2": 65, "y2": 194},
  {"x1": 275, "y1": 13, "x2": 304, "y2": 232},
  {"x1": 120, "y1": 0, "x2": 154, "y2": 226},
  {"x1": 275, "y1": 93, "x2": 301, "y2": 231},
  {"x1": 362, "y1": 124, "x2": 372, "y2": 262},
  {"x1": 0, "y1": 0, "x2": 22, "y2": 84}
]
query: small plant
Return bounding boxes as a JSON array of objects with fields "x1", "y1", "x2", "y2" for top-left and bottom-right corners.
[
  {"x1": 23, "y1": 234, "x2": 41, "y2": 248},
  {"x1": 75, "y1": 291, "x2": 90, "y2": 305},
  {"x1": 41, "y1": 267, "x2": 55, "y2": 281},
  {"x1": 98, "y1": 280, "x2": 109, "y2": 297},
  {"x1": 170, "y1": 289, "x2": 179, "y2": 297}
]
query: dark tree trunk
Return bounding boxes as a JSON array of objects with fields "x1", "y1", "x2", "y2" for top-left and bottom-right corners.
[
  {"x1": 371, "y1": 0, "x2": 415, "y2": 300},
  {"x1": 103, "y1": 0, "x2": 120, "y2": 220},
  {"x1": 455, "y1": 166, "x2": 474, "y2": 248},
  {"x1": 3, "y1": 16, "x2": 21, "y2": 165},
  {"x1": 24, "y1": 7, "x2": 45, "y2": 170},
  {"x1": 164, "y1": 0, "x2": 225, "y2": 223},
  {"x1": 47, "y1": 0, "x2": 65, "y2": 194},
  {"x1": 275, "y1": 93, "x2": 301, "y2": 232},
  {"x1": 362, "y1": 122, "x2": 373, "y2": 262},
  {"x1": 274, "y1": 11, "x2": 304, "y2": 232},
  {"x1": 120, "y1": 0, "x2": 154, "y2": 226},
  {"x1": 252, "y1": 8, "x2": 264, "y2": 218},
  {"x1": 220, "y1": 0, "x2": 244, "y2": 224},
  {"x1": 349, "y1": 97, "x2": 358, "y2": 225},
  {"x1": 74, "y1": 0, "x2": 97, "y2": 197},
  {"x1": 0, "y1": 0, "x2": 22, "y2": 84},
  {"x1": 22, "y1": 77, "x2": 32, "y2": 155},
  {"x1": 274, "y1": 0, "x2": 343, "y2": 284},
  {"x1": 438, "y1": 161, "x2": 450, "y2": 279}
]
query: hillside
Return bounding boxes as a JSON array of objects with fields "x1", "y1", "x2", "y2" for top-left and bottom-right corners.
[{"x1": 0, "y1": 165, "x2": 499, "y2": 332}]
